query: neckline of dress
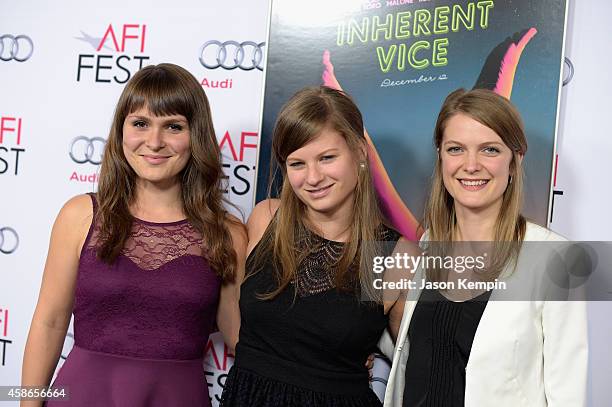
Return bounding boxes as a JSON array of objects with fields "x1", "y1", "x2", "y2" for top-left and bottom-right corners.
[
  {"x1": 133, "y1": 217, "x2": 189, "y2": 226},
  {"x1": 304, "y1": 227, "x2": 347, "y2": 245}
]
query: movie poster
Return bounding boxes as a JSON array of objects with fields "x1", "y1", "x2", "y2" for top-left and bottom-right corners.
[{"x1": 256, "y1": 0, "x2": 567, "y2": 239}]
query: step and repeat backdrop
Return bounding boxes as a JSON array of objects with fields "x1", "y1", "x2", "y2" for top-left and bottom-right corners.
[
  {"x1": 1, "y1": 0, "x2": 610, "y2": 406},
  {"x1": 0, "y1": 0, "x2": 268, "y2": 404},
  {"x1": 551, "y1": 1, "x2": 612, "y2": 405}
]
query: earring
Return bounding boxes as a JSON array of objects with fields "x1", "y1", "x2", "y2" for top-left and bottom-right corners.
[
  {"x1": 359, "y1": 162, "x2": 366, "y2": 169},
  {"x1": 509, "y1": 175, "x2": 513, "y2": 185}
]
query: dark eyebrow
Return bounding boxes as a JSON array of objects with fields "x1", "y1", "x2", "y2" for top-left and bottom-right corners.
[
  {"x1": 443, "y1": 140, "x2": 463, "y2": 146},
  {"x1": 126, "y1": 115, "x2": 149, "y2": 120},
  {"x1": 443, "y1": 140, "x2": 505, "y2": 148},
  {"x1": 126, "y1": 115, "x2": 188, "y2": 124},
  {"x1": 160, "y1": 117, "x2": 188, "y2": 126},
  {"x1": 287, "y1": 148, "x2": 340, "y2": 162},
  {"x1": 318, "y1": 148, "x2": 340, "y2": 156}
]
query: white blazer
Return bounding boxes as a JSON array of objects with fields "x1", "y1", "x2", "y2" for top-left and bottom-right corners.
[{"x1": 382, "y1": 223, "x2": 588, "y2": 407}]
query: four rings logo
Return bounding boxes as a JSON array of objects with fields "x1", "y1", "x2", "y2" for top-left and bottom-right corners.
[
  {"x1": 199, "y1": 41, "x2": 265, "y2": 71},
  {"x1": 69, "y1": 136, "x2": 106, "y2": 164},
  {"x1": 0, "y1": 227, "x2": 18, "y2": 254},
  {"x1": 60, "y1": 332, "x2": 75, "y2": 360},
  {"x1": 0, "y1": 35, "x2": 33, "y2": 62}
]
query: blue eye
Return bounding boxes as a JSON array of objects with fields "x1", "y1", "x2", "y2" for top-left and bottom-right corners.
[
  {"x1": 321, "y1": 155, "x2": 336, "y2": 161},
  {"x1": 446, "y1": 146, "x2": 462, "y2": 153},
  {"x1": 288, "y1": 162, "x2": 304, "y2": 168},
  {"x1": 483, "y1": 146, "x2": 500, "y2": 154}
]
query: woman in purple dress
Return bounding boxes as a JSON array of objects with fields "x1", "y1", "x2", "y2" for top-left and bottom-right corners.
[{"x1": 20, "y1": 63, "x2": 246, "y2": 407}]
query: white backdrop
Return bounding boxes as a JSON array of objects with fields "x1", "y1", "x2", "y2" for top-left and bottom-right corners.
[
  {"x1": 0, "y1": 0, "x2": 268, "y2": 404},
  {"x1": 550, "y1": 1, "x2": 612, "y2": 406},
  {"x1": 1, "y1": 0, "x2": 610, "y2": 406}
]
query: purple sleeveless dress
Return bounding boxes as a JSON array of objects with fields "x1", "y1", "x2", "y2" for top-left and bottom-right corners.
[{"x1": 47, "y1": 194, "x2": 221, "y2": 407}]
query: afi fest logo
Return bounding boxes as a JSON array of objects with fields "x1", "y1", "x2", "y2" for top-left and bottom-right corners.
[
  {"x1": 0, "y1": 34, "x2": 34, "y2": 62},
  {"x1": 0, "y1": 308, "x2": 11, "y2": 366},
  {"x1": 68, "y1": 136, "x2": 106, "y2": 183},
  {"x1": 218, "y1": 131, "x2": 258, "y2": 198},
  {"x1": 0, "y1": 116, "x2": 26, "y2": 176},
  {"x1": 76, "y1": 23, "x2": 150, "y2": 84},
  {"x1": 204, "y1": 332, "x2": 234, "y2": 403}
]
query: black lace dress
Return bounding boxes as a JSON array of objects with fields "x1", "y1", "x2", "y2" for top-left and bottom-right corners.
[{"x1": 220, "y1": 225, "x2": 400, "y2": 407}]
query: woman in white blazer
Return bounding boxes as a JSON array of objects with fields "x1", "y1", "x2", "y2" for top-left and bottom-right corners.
[{"x1": 383, "y1": 89, "x2": 588, "y2": 407}]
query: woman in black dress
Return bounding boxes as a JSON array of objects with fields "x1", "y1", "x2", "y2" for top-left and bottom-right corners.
[{"x1": 221, "y1": 86, "x2": 408, "y2": 406}]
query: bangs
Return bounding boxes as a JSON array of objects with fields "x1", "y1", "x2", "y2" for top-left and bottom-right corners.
[
  {"x1": 122, "y1": 68, "x2": 195, "y2": 119},
  {"x1": 283, "y1": 117, "x2": 328, "y2": 157},
  {"x1": 274, "y1": 100, "x2": 332, "y2": 163},
  {"x1": 273, "y1": 86, "x2": 364, "y2": 164}
]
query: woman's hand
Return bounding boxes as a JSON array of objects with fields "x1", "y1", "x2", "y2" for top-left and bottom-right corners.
[{"x1": 365, "y1": 353, "x2": 375, "y2": 381}]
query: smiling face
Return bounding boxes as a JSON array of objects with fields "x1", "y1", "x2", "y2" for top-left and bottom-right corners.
[
  {"x1": 122, "y1": 107, "x2": 191, "y2": 188},
  {"x1": 285, "y1": 127, "x2": 361, "y2": 220},
  {"x1": 441, "y1": 113, "x2": 517, "y2": 217}
]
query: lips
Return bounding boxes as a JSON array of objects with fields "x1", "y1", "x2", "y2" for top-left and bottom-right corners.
[
  {"x1": 458, "y1": 179, "x2": 489, "y2": 191},
  {"x1": 142, "y1": 154, "x2": 171, "y2": 165},
  {"x1": 305, "y1": 184, "x2": 333, "y2": 198}
]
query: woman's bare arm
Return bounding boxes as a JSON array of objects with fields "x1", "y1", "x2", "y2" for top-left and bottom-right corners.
[
  {"x1": 216, "y1": 216, "x2": 248, "y2": 353},
  {"x1": 20, "y1": 195, "x2": 92, "y2": 407}
]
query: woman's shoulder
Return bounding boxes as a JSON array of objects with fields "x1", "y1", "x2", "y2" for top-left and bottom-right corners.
[
  {"x1": 247, "y1": 199, "x2": 279, "y2": 232},
  {"x1": 246, "y1": 199, "x2": 280, "y2": 253},
  {"x1": 418, "y1": 224, "x2": 568, "y2": 243},
  {"x1": 250, "y1": 198, "x2": 280, "y2": 218},
  {"x1": 57, "y1": 194, "x2": 94, "y2": 224},
  {"x1": 524, "y1": 221, "x2": 568, "y2": 242},
  {"x1": 52, "y1": 194, "x2": 95, "y2": 252}
]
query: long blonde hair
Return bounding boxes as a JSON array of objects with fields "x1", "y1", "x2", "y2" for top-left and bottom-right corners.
[
  {"x1": 250, "y1": 86, "x2": 388, "y2": 302},
  {"x1": 424, "y1": 88, "x2": 528, "y2": 275},
  {"x1": 97, "y1": 63, "x2": 240, "y2": 282}
]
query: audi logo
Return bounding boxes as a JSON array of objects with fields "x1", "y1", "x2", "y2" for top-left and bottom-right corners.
[
  {"x1": 0, "y1": 34, "x2": 34, "y2": 62},
  {"x1": 60, "y1": 332, "x2": 75, "y2": 360},
  {"x1": 0, "y1": 227, "x2": 19, "y2": 254},
  {"x1": 199, "y1": 40, "x2": 265, "y2": 71},
  {"x1": 69, "y1": 136, "x2": 106, "y2": 165},
  {"x1": 562, "y1": 57, "x2": 574, "y2": 87}
]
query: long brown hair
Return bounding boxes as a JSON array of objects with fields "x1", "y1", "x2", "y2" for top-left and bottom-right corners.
[
  {"x1": 250, "y1": 86, "x2": 387, "y2": 301},
  {"x1": 96, "y1": 63, "x2": 239, "y2": 282},
  {"x1": 424, "y1": 88, "x2": 528, "y2": 275}
]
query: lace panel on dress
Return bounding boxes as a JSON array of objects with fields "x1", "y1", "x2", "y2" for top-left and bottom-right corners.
[
  {"x1": 88, "y1": 220, "x2": 204, "y2": 270},
  {"x1": 291, "y1": 226, "x2": 399, "y2": 297},
  {"x1": 293, "y1": 231, "x2": 346, "y2": 297}
]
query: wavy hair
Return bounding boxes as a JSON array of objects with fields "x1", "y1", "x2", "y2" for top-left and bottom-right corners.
[
  {"x1": 249, "y1": 86, "x2": 388, "y2": 302},
  {"x1": 96, "y1": 63, "x2": 239, "y2": 282}
]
